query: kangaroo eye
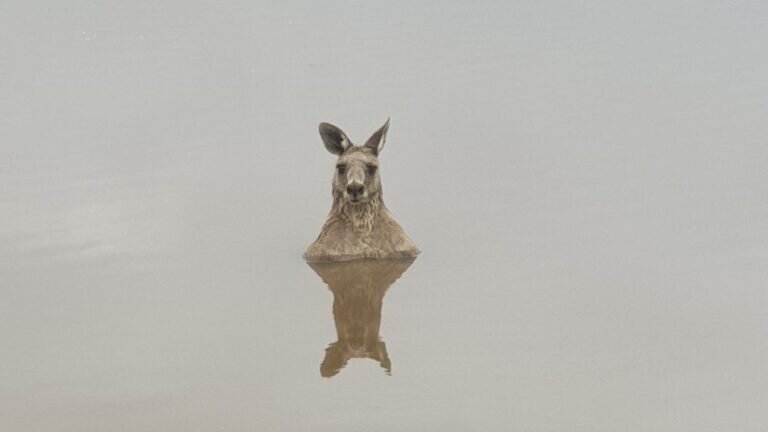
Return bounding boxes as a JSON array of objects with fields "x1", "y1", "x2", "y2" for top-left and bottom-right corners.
[
  {"x1": 367, "y1": 165, "x2": 377, "y2": 175},
  {"x1": 336, "y1": 165, "x2": 346, "y2": 175}
]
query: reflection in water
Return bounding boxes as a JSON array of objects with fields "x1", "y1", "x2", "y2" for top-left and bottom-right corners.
[{"x1": 307, "y1": 258, "x2": 415, "y2": 378}]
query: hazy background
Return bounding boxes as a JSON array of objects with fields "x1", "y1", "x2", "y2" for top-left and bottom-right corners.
[{"x1": 1, "y1": 1, "x2": 767, "y2": 431}]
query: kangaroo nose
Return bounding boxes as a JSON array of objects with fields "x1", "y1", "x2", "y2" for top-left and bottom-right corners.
[{"x1": 346, "y1": 184, "x2": 364, "y2": 197}]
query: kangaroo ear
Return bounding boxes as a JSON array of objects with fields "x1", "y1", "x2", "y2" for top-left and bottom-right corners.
[
  {"x1": 364, "y1": 118, "x2": 390, "y2": 156},
  {"x1": 319, "y1": 122, "x2": 352, "y2": 155},
  {"x1": 376, "y1": 341, "x2": 391, "y2": 375},
  {"x1": 320, "y1": 342, "x2": 346, "y2": 378}
]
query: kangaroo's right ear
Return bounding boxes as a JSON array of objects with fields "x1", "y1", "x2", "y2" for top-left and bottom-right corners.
[
  {"x1": 320, "y1": 342, "x2": 347, "y2": 378},
  {"x1": 319, "y1": 122, "x2": 352, "y2": 155}
]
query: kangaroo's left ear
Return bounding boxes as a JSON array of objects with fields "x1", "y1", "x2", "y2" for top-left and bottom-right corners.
[
  {"x1": 364, "y1": 118, "x2": 390, "y2": 156},
  {"x1": 376, "y1": 341, "x2": 391, "y2": 375}
]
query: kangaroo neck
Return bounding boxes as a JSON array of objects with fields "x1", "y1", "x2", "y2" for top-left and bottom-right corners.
[{"x1": 331, "y1": 191, "x2": 385, "y2": 233}]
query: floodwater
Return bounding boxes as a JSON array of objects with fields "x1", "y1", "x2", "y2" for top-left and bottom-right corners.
[{"x1": 1, "y1": 1, "x2": 767, "y2": 431}]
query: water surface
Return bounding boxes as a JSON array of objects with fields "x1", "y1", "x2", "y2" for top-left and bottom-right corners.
[{"x1": 1, "y1": 1, "x2": 767, "y2": 431}]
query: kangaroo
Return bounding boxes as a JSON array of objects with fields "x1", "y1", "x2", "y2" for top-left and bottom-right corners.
[
  {"x1": 308, "y1": 257, "x2": 415, "y2": 377},
  {"x1": 304, "y1": 119, "x2": 420, "y2": 262}
]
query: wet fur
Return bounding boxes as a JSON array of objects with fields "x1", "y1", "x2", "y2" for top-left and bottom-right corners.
[
  {"x1": 305, "y1": 191, "x2": 419, "y2": 262},
  {"x1": 304, "y1": 132, "x2": 419, "y2": 263}
]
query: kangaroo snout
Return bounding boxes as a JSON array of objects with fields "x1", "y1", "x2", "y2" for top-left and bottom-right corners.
[{"x1": 346, "y1": 183, "x2": 365, "y2": 199}]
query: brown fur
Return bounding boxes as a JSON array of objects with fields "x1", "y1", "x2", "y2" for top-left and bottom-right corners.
[
  {"x1": 308, "y1": 257, "x2": 415, "y2": 377},
  {"x1": 304, "y1": 121, "x2": 420, "y2": 262}
]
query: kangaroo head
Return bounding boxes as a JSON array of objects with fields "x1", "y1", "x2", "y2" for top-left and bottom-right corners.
[{"x1": 318, "y1": 119, "x2": 390, "y2": 204}]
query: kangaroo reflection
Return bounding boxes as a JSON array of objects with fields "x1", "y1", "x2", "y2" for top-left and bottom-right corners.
[{"x1": 307, "y1": 258, "x2": 415, "y2": 378}]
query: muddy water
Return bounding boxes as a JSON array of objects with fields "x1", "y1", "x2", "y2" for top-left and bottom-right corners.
[{"x1": 2, "y1": 1, "x2": 767, "y2": 431}]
